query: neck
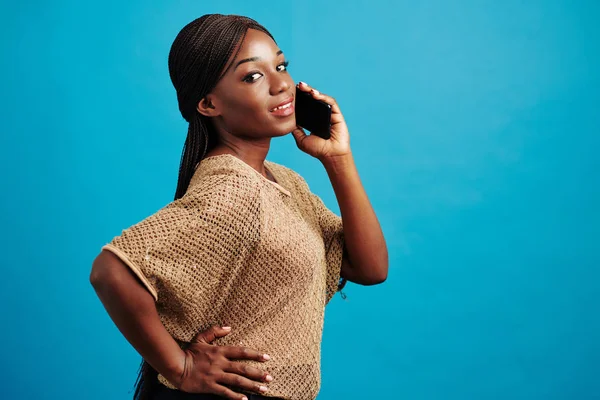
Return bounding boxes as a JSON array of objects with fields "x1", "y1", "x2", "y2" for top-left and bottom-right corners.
[{"x1": 206, "y1": 138, "x2": 272, "y2": 177}]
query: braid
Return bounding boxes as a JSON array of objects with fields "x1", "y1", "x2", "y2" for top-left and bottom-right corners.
[
  {"x1": 132, "y1": 14, "x2": 275, "y2": 400},
  {"x1": 173, "y1": 113, "x2": 210, "y2": 200},
  {"x1": 168, "y1": 15, "x2": 274, "y2": 202}
]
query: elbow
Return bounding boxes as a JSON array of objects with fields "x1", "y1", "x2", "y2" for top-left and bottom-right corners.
[
  {"x1": 377, "y1": 268, "x2": 389, "y2": 284},
  {"x1": 372, "y1": 256, "x2": 389, "y2": 284},
  {"x1": 370, "y1": 253, "x2": 389, "y2": 285},
  {"x1": 370, "y1": 268, "x2": 388, "y2": 285},
  {"x1": 345, "y1": 252, "x2": 388, "y2": 286},
  {"x1": 365, "y1": 247, "x2": 389, "y2": 285},
  {"x1": 89, "y1": 251, "x2": 112, "y2": 290},
  {"x1": 360, "y1": 275, "x2": 387, "y2": 286},
  {"x1": 90, "y1": 259, "x2": 100, "y2": 288},
  {"x1": 361, "y1": 262, "x2": 388, "y2": 286}
]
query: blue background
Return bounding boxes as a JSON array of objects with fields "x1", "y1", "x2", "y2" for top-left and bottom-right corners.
[{"x1": 1, "y1": 0, "x2": 599, "y2": 399}]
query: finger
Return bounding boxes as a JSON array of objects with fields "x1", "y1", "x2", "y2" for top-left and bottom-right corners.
[
  {"x1": 310, "y1": 90, "x2": 341, "y2": 115},
  {"x1": 291, "y1": 126, "x2": 308, "y2": 147},
  {"x1": 221, "y1": 346, "x2": 271, "y2": 362},
  {"x1": 209, "y1": 383, "x2": 250, "y2": 400},
  {"x1": 296, "y1": 81, "x2": 312, "y2": 92},
  {"x1": 297, "y1": 82, "x2": 341, "y2": 115},
  {"x1": 192, "y1": 325, "x2": 231, "y2": 344},
  {"x1": 225, "y1": 362, "x2": 273, "y2": 383},
  {"x1": 218, "y1": 372, "x2": 269, "y2": 395}
]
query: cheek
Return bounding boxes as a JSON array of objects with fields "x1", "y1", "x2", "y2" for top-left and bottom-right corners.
[{"x1": 221, "y1": 93, "x2": 269, "y2": 130}]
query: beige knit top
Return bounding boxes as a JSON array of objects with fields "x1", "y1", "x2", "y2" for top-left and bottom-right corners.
[{"x1": 101, "y1": 154, "x2": 346, "y2": 400}]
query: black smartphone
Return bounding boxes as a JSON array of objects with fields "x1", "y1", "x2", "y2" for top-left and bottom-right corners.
[{"x1": 295, "y1": 89, "x2": 332, "y2": 139}]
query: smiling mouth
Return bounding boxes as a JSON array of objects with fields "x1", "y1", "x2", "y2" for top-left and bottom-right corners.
[
  {"x1": 271, "y1": 103, "x2": 292, "y2": 112},
  {"x1": 269, "y1": 98, "x2": 294, "y2": 112}
]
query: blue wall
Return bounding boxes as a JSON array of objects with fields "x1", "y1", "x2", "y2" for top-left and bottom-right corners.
[{"x1": 1, "y1": 0, "x2": 598, "y2": 399}]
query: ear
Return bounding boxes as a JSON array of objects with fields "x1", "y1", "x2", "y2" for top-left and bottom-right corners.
[{"x1": 196, "y1": 95, "x2": 221, "y2": 117}]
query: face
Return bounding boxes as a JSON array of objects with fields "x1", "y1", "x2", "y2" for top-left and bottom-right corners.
[{"x1": 197, "y1": 29, "x2": 296, "y2": 140}]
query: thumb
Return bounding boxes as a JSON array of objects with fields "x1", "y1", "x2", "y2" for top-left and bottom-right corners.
[
  {"x1": 291, "y1": 126, "x2": 308, "y2": 149},
  {"x1": 192, "y1": 325, "x2": 232, "y2": 345}
]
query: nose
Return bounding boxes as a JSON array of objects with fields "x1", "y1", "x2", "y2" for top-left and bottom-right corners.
[{"x1": 269, "y1": 73, "x2": 291, "y2": 96}]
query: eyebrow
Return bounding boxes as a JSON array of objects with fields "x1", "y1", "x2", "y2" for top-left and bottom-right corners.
[{"x1": 234, "y1": 50, "x2": 283, "y2": 70}]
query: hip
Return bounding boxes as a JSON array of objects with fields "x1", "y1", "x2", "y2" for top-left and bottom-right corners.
[{"x1": 152, "y1": 386, "x2": 285, "y2": 400}]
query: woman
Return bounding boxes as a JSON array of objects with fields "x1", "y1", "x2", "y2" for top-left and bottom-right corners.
[{"x1": 90, "y1": 14, "x2": 388, "y2": 400}]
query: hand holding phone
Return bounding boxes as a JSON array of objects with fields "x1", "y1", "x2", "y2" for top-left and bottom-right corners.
[{"x1": 295, "y1": 89, "x2": 332, "y2": 140}]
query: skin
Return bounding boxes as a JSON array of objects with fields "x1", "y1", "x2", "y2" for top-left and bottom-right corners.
[
  {"x1": 90, "y1": 28, "x2": 388, "y2": 400},
  {"x1": 200, "y1": 28, "x2": 388, "y2": 285}
]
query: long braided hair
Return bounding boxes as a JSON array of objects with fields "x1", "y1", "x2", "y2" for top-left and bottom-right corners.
[
  {"x1": 169, "y1": 13, "x2": 276, "y2": 202},
  {"x1": 133, "y1": 14, "x2": 275, "y2": 400}
]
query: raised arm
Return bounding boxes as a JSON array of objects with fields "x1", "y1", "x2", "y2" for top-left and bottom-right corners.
[
  {"x1": 322, "y1": 153, "x2": 388, "y2": 285},
  {"x1": 292, "y1": 81, "x2": 389, "y2": 286}
]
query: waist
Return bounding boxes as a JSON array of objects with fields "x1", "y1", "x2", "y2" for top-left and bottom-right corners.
[{"x1": 153, "y1": 385, "x2": 285, "y2": 400}]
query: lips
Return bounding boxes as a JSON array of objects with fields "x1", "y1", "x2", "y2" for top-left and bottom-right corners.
[{"x1": 269, "y1": 97, "x2": 294, "y2": 112}]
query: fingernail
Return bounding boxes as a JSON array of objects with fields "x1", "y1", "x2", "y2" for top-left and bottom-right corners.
[
  {"x1": 242, "y1": 397, "x2": 248, "y2": 400},
  {"x1": 266, "y1": 375, "x2": 273, "y2": 382},
  {"x1": 311, "y1": 89, "x2": 320, "y2": 95},
  {"x1": 259, "y1": 386, "x2": 268, "y2": 393},
  {"x1": 298, "y1": 81, "x2": 306, "y2": 86},
  {"x1": 263, "y1": 354, "x2": 271, "y2": 360},
  {"x1": 222, "y1": 326, "x2": 231, "y2": 330}
]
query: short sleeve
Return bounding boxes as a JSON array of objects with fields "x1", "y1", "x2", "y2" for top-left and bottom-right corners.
[
  {"x1": 101, "y1": 172, "x2": 261, "y2": 303},
  {"x1": 309, "y1": 192, "x2": 347, "y2": 305}
]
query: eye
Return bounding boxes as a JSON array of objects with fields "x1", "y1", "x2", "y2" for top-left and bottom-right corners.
[
  {"x1": 276, "y1": 60, "x2": 290, "y2": 72},
  {"x1": 243, "y1": 72, "x2": 262, "y2": 83},
  {"x1": 242, "y1": 60, "x2": 290, "y2": 83}
]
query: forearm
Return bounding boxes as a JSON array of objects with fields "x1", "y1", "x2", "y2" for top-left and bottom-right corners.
[
  {"x1": 90, "y1": 250, "x2": 185, "y2": 385},
  {"x1": 321, "y1": 152, "x2": 388, "y2": 283}
]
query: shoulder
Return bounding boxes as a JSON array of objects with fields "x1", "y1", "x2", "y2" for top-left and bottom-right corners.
[
  {"x1": 186, "y1": 155, "x2": 262, "y2": 198},
  {"x1": 265, "y1": 160, "x2": 310, "y2": 190}
]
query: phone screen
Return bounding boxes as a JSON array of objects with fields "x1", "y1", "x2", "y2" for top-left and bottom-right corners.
[{"x1": 295, "y1": 90, "x2": 332, "y2": 139}]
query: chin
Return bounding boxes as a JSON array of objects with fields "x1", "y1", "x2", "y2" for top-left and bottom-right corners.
[
  {"x1": 273, "y1": 129, "x2": 293, "y2": 137},
  {"x1": 271, "y1": 118, "x2": 297, "y2": 137}
]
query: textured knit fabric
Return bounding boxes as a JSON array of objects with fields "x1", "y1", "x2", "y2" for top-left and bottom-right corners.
[{"x1": 101, "y1": 154, "x2": 346, "y2": 400}]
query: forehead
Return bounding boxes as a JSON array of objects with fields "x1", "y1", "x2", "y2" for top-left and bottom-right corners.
[
  {"x1": 216, "y1": 29, "x2": 280, "y2": 86},
  {"x1": 234, "y1": 29, "x2": 278, "y2": 57}
]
